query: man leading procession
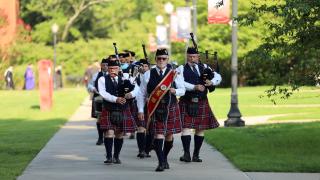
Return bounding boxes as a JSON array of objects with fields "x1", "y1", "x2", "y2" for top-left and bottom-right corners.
[{"x1": 137, "y1": 48, "x2": 186, "y2": 171}]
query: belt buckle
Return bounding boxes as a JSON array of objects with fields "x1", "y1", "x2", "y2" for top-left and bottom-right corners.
[
  {"x1": 191, "y1": 98, "x2": 199, "y2": 103},
  {"x1": 160, "y1": 99, "x2": 166, "y2": 104}
]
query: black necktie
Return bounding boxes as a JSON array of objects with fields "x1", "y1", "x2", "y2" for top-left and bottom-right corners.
[
  {"x1": 159, "y1": 70, "x2": 163, "y2": 78},
  {"x1": 192, "y1": 65, "x2": 199, "y2": 77},
  {"x1": 112, "y1": 77, "x2": 118, "y2": 87}
]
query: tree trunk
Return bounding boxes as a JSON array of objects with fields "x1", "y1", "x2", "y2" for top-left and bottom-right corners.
[{"x1": 61, "y1": 0, "x2": 111, "y2": 42}]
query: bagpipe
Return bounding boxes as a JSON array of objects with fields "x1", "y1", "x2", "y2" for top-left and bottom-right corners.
[
  {"x1": 112, "y1": 42, "x2": 135, "y2": 97},
  {"x1": 190, "y1": 33, "x2": 220, "y2": 92}
]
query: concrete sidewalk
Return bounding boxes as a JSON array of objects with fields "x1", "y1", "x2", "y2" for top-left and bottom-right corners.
[{"x1": 18, "y1": 98, "x2": 320, "y2": 180}]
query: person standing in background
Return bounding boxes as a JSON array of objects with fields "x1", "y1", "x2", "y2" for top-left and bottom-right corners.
[
  {"x1": 55, "y1": 65, "x2": 63, "y2": 89},
  {"x1": 4, "y1": 66, "x2": 15, "y2": 90},
  {"x1": 24, "y1": 64, "x2": 35, "y2": 90}
]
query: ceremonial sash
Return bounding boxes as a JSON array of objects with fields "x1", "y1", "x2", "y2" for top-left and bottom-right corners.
[{"x1": 146, "y1": 69, "x2": 176, "y2": 128}]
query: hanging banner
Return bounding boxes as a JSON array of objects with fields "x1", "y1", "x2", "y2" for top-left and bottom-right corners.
[
  {"x1": 170, "y1": 12, "x2": 184, "y2": 42},
  {"x1": 208, "y1": 0, "x2": 230, "y2": 24},
  {"x1": 177, "y1": 7, "x2": 191, "y2": 39},
  {"x1": 156, "y1": 25, "x2": 168, "y2": 48},
  {"x1": 148, "y1": 33, "x2": 157, "y2": 52}
]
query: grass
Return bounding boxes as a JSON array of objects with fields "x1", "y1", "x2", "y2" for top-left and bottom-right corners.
[
  {"x1": 0, "y1": 88, "x2": 87, "y2": 180},
  {"x1": 205, "y1": 122, "x2": 320, "y2": 172},
  {"x1": 208, "y1": 86, "x2": 320, "y2": 121}
]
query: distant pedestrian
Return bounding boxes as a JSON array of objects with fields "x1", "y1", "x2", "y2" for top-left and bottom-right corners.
[
  {"x1": 55, "y1": 65, "x2": 63, "y2": 89},
  {"x1": 4, "y1": 66, "x2": 14, "y2": 90},
  {"x1": 24, "y1": 64, "x2": 35, "y2": 90}
]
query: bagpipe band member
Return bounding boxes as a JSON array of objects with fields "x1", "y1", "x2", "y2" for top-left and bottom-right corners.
[
  {"x1": 177, "y1": 47, "x2": 221, "y2": 163},
  {"x1": 87, "y1": 58, "x2": 109, "y2": 145},
  {"x1": 134, "y1": 59, "x2": 153, "y2": 158},
  {"x1": 137, "y1": 48, "x2": 185, "y2": 172},
  {"x1": 98, "y1": 60, "x2": 138, "y2": 165}
]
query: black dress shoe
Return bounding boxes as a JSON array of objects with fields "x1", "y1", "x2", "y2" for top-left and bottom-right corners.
[
  {"x1": 137, "y1": 152, "x2": 146, "y2": 158},
  {"x1": 179, "y1": 152, "x2": 191, "y2": 162},
  {"x1": 192, "y1": 156, "x2": 202, "y2": 162},
  {"x1": 164, "y1": 161, "x2": 170, "y2": 169},
  {"x1": 96, "y1": 138, "x2": 103, "y2": 145},
  {"x1": 104, "y1": 158, "x2": 113, "y2": 164},
  {"x1": 145, "y1": 153, "x2": 151, "y2": 158},
  {"x1": 155, "y1": 164, "x2": 165, "y2": 172},
  {"x1": 113, "y1": 157, "x2": 122, "y2": 164}
]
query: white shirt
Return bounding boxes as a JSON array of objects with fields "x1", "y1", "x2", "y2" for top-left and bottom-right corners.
[
  {"x1": 177, "y1": 64, "x2": 222, "y2": 91},
  {"x1": 98, "y1": 74, "x2": 139, "y2": 103},
  {"x1": 87, "y1": 71, "x2": 108, "y2": 93},
  {"x1": 137, "y1": 66, "x2": 186, "y2": 113}
]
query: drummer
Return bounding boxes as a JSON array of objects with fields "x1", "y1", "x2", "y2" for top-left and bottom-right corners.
[{"x1": 87, "y1": 57, "x2": 109, "y2": 145}]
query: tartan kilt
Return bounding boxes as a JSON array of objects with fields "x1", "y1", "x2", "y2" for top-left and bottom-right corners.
[
  {"x1": 100, "y1": 105, "x2": 137, "y2": 133},
  {"x1": 149, "y1": 102, "x2": 182, "y2": 135},
  {"x1": 91, "y1": 100, "x2": 97, "y2": 118},
  {"x1": 128, "y1": 99, "x2": 141, "y2": 125},
  {"x1": 179, "y1": 98, "x2": 219, "y2": 130},
  {"x1": 134, "y1": 104, "x2": 148, "y2": 128}
]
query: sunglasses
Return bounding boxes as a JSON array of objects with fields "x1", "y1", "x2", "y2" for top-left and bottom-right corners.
[{"x1": 156, "y1": 57, "x2": 168, "y2": 61}]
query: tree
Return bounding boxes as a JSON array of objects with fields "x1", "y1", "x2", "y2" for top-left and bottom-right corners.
[
  {"x1": 20, "y1": 0, "x2": 112, "y2": 43},
  {"x1": 61, "y1": 0, "x2": 111, "y2": 41},
  {"x1": 238, "y1": 0, "x2": 320, "y2": 99}
]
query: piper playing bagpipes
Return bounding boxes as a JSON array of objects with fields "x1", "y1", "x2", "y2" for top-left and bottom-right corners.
[
  {"x1": 137, "y1": 48, "x2": 185, "y2": 172},
  {"x1": 98, "y1": 44, "x2": 139, "y2": 165},
  {"x1": 177, "y1": 33, "x2": 221, "y2": 163},
  {"x1": 87, "y1": 57, "x2": 109, "y2": 145}
]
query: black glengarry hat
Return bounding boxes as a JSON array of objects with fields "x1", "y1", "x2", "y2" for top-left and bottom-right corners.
[
  {"x1": 187, "y1": 47, "x2": 198, "y2": 54},
  {"x1": 101, "y1": 58, "x2": 109, "y2": 64},
  {"x1": 155, "y1": 48, "x2": 168, "y2": 56},
  {"x1": 139, "y1": 59, "x2": 149, "y2": 65},
  {"x1": 108, "y1": 60, "x2": 120, "y2": 67}
]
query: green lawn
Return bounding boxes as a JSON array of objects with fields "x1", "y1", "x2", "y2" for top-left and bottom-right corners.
[
  {"x1": 208, "y1": 86, "x2": 320, "y2": 121},
  {"x1": 205, "y1": 122, "x2": 320, "y2": 172},
  {"x1": 0, "y1": 88, "x2": 87, "y2": 180}
]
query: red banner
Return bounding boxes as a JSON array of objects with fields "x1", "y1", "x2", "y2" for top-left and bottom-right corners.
[
  {"x1": 148, "y1": 33, "x2": 157, "y2": 52},
  {"x1": 208, "y1": 0, "x2": 230, "y2": 24},
  {"x1": 147, "y1": 70, "x2": 176, "y2": 128}
]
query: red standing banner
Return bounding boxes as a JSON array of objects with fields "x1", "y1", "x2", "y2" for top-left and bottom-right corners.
[
  {"x1": 38, "y1": 60, "x2": 53, "y2": 111},
  {"x1": 208, "y1": 0, "x2": 230, "y2": 24}
]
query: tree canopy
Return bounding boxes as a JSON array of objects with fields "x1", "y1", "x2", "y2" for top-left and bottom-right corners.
[
  {"x1": 1, "y1": 0, "x2": 319, "y2": 90},
  {"x1": 239, "y1": 0, "x2": 320, "y2": 96}
]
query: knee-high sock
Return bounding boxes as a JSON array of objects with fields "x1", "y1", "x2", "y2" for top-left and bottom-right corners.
[
  {"x1": 153, "y1": 139, "x2": 164, "y2": 164},
  {"x1": 113, "y1": 138, "x2": 124, "y2": 158},
  {"x1": 163, "y1": 140, "x2": 173, "y2": 161},
  {"x1": 181, "y1": 135, "x2": 191, "y2": 153},
  {"x1": 145, "y1": 133, "x2": 153, "y2": 153},
  {"x1": 136, "y1": 132, "x2": 146, "y2": 153},
  {"x1": 104, "y1": 137, "x2": 113, "y2": 159},
  {"x1": 193, "y1": 135, "x2": 204, "y2": 157},
  {"x1": 96, "y1": 122, "x2": 103, "y2": 140}
]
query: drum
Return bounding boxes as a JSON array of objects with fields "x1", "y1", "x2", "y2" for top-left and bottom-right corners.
[{"x1": 94, "y1": 95, "x2": 103, "y2": 117}]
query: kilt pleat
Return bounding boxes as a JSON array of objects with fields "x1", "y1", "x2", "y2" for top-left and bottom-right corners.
[
  {"x1": 149, "y1": 102, "x2": 182, "y2": 135},
  {"x1": 179, "y1": 98, "x2": 219, "y2": 130},
  {"x1": 100, "y1": 105, "x2": 137, "y2": 133}
]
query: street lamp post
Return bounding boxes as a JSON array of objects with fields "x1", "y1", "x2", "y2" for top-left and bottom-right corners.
[
  {"x1": 164, "y1": 2, "x2": 174, "y2": 56},
  {"x1": 51, "y1": 23, "x2": 59, "y2": 89},
  {"x1": 224, "y1": 0, "x2": 245, "y2": 127}
]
